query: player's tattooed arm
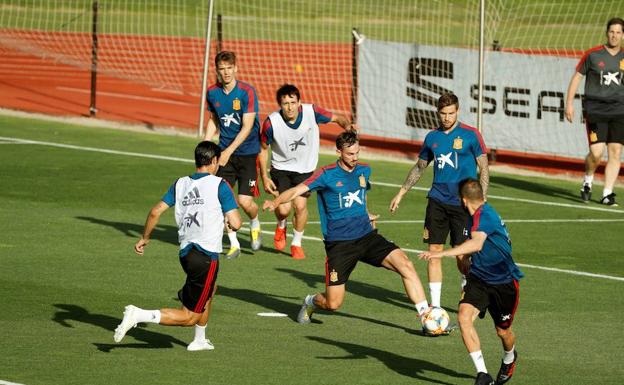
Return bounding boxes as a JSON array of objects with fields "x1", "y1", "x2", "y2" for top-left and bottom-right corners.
[
  {"x1": 476, "y1": 154, "x2": 489, "y2": 200},
  {"x1": 402, "y1": 158, "x2": 429, "y2": 191}
]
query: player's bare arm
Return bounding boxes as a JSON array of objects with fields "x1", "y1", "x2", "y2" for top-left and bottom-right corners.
[
  {"x1": 565, "y1": 72, "x2": 584, "y2": 123},
  {"x1": 419, "y1": 231, "x2": 487, "y2": 260},
  {"x1": 476, "y1": 154, "x2": 489, "y2": 200},
  {"x1": 203, "y1": 113, "x2": 220, "y2": 142},
  {"x1": 258, "y1": 142, "x2": 278, "y2": 196},
  {"x1": 263, "y1": 183, "x2": 310, "y2": 211},
  {"x1": 134, "y1": 201, "x2": 169, "y2": 255},
  {"x1": 389, "y1": 158, "x2": 429, "y2": 212},
  {"x1": 220, "y1": 112, "x2": 256, "y2": 166},
  {"x1": 332, "y1": 113, "x2": 358, "y2": 131}
]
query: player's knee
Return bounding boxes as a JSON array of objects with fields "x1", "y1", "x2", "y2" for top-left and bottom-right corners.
[
  {"x1": 325, "y1": 299, "x2": 343, "y2": 311},
  {"x1": 496, "y1": 326, "x2": 512, "y2": 339}
]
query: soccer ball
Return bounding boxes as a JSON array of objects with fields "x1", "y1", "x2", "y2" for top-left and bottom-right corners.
[{"x1": 421, "y1": 307, "x2": 450, "y2": 335}]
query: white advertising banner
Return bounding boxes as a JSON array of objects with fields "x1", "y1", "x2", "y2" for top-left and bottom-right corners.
[{"x1": 357, "y1": 39, "x2": 590, "y2": 159}]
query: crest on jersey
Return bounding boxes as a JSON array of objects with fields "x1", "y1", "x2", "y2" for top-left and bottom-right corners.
[
  {"x1": 233, "y1": 98, "x2": 241, "y2": 110},
  {"x1": 453, "y1": 137, "x2": 463, "y2": 150},
  {"x1": 620, "y1": 59, "x2": 624, "y2": 71},
  {"x1": 359, "y1": 174, "x2": 366, "y2": 188},
  {"x1": 329, "y1": 269, "x2": 338, "y2": 283}
]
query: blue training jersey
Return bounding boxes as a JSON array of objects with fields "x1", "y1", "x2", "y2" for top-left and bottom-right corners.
[
  {"x1": 304, "y1": 161, "x2": 373, "y2": 241},
  {"x1": 469, "y1": 203, "x2": 524, "y2": 285},
  {"x1": 419, "y1": 122, "x2": 487, "y2": 206},
  {"x1": 207, "y1": 80, "x2": 260, "y2": 156},
  {"x1": 162, "y1": 172, "x2": 238, "y2": 257}
]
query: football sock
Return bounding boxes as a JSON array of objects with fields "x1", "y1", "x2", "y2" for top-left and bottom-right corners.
[
  {"x1": 305, "y1": 294, "x2": 316, "y2": 308},
  {"x1": 583, "y1": 175, "x2": 593, "y2": 186},
  {"x1": 603, "y1": 189, "x2": 612, "y2": 198},
  {"x1": 503, "y1": 346, "x2": 515, "y2": 364},
  {"x1": 193, "y1": 324, "x2": 207, "y2": 342},
  {"x1": 250, "y1": 216, "x2": 260, "y2": 230},
  {"x1": 227, "y1": 232, "x2": 240, "y2": 249},
  {"x1": 135, "y1": 308, "x2": 161, "y2": 324},
  {"x1": 415, "y1": 300, "x2": 429, "y2": 316},
  {"x1": 277, "y1": 219, "x2": 287, "y2": 229},
  {"x1": 292, "y1": 230, "x2": 304, "y2": 247},
  {"x1": 470, "y1": 350, "x2": 488, "y2": 373},
  {"x1": 429, "y1": 282, "x2": 442, "y2": 307}
]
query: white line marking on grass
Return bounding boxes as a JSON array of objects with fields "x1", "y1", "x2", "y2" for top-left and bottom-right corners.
[
  {"x1": 0, "y1": 380, "x2": 27, "y2": 385},
  {"x1": 3, "y1": 137, "x2": 622, "y2": 282},
  {"x1": 371, "y1": 181, "x2": 624, "y2": 214},
  {"x1": 257, "y1": 312, "x2": 288, "y2": 317},
  {"x1": 243, "y1": 227, "x2": 624, "y2": 282}
]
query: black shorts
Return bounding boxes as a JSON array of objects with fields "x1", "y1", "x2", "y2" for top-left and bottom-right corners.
[
  {"x1": 424, "y1": 198, "x2": 470, "y2": 245},
  {"x1": 177, "y1": 248, "x2": 220, "y2": 314},
  {"x1": 585, "y1": 114, "x2": 624, "y2": 145},
  {"x1": 324, "y1": 230, "x2": 399, "y2": 286},
  {"x1": 460, "y1": 274, "x2": 519, "y2": 329},
  {"x1": 217, "y1": 154, "x2": 259, "y2": 197},
  {"x1": 270, "y1": 168, "x2": 313, "y2": 197}
]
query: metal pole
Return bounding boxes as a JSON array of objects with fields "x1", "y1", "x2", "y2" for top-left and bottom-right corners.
[
  {"x1": 477, "y1": 0, "x2": 485, "y2": 133},
  {"x1": 351, "y1": 28, "x2": 359, "y2": 124},
  {"x1": 217, "y1": 14, "x2": 222, "y2": 53},
  {"x1": 89, "y1": 0, "x2": 99, "y2": 117},
  {"x1": 197, "y1": 0, "x2": 216, "y2": 138}
]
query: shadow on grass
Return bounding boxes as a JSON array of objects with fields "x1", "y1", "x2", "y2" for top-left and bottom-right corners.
[
  {"x1": 75, "y1": 216, "x2": 178, "y2": 246},
  {"x1": 490, "y1": 175, "x2": 581, "y2": 203},
  {"x1": 52, "y1": 304, "x2": 187, "y2": 352},
  {"x1": 307, "y1": 336, "x2": 472, "y2": 383}
]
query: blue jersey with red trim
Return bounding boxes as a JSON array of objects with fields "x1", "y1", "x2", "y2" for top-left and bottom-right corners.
[
  {"x1": 304, "y1": 161, "x2": 373, "y2": 241},
  {"x1": 419, "y1": 122, "x2": 487, "y2": 206},
  {"x1": 468, "y1": 203, "x2": 523, "y2": 284},
  {"x1": 261, "y1": 104, "x2": 332, "y2": 145},
  {"x1": 207, "y1": 80, "x2": 260, "y2": 156}
]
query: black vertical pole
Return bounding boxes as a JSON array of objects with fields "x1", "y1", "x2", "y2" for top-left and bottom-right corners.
[
  {"x1": 89, "y1": 1, "x2": 99, "y2": 117},
  {"x1": 351, "y1": 28, "x2": 358, "y2": 123},
  {"x1": 217, "y1": 14, "x2": 223, "y2": 53}
]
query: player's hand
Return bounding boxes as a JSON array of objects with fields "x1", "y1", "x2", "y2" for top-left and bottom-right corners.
[
  {"x1": 369, "y1": 213, "x2": 380, "y2": 229},
  {"x1": 262, "y1": 200, "x2": 276, "y2": 212},
  {"x1": 389, "y1": 193, "x2": 402, "y2": 213},
  {"x1": 219, "y1": 149, "x2": 232, "y2": 167},
  {"x1": 419, "y1": 251, "x2": 442, "y2": 260},
  {"x1": 262, "y1": 176, "x2": 278, "y2": 197},
  {"x1": 565, "y1": 104, "x2": 574, "y2": 123},
  {"x1": 134, "y1": 238, "x2": 149, "y2": 255}
]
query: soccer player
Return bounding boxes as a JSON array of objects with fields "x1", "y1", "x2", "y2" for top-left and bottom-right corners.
[
  {"x1": 204, "y1": 50, "x2": 262, "y2": 258},
  {"x1": 565, "y1": 17, "x2": 624, "y2": 206},
  {"x1": 258, "y1": 84, "x2": 356, "y2": 259},
  {"x1": 114, "y1": 141, "x2": 241, "y2": 351},
  {"x1": 263, "y1": 131, "x2": 430, "y2": 323},
  {"x1": 419, "y1": 179, "x2": 523, "y2": 385},
  {"x1": 389, "y1": 93, "x2": 489, "y2": 308}
]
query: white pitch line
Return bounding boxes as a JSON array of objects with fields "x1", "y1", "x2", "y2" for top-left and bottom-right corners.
[
  {"x1": 0, "y1": 380, "x2": 27, "y2": 385},
  {"x1": 3, "y1": 136, "x2": 623, "y2": 282},
  {"x1": 371, "y1": 181, "x2": 624, "y2": 214},
  {"x1": 242, "y1": 227, "x2": 624, "y2": 282}
]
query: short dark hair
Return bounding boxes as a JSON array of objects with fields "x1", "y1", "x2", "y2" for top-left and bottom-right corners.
[
  {"x1": 195, "y1": 141, "x2": 221, "y2": 167},
  {"x1": 607, "y1": 17, "x2": 624, "y2": 32},
  {"x1": 437, "y1": 92, "x2": 459, "y2": 111},
  {"x1": 215, "y1": 51, "x2": 236, "y2": 67},
  {"x1": 459, "y1": 178, "x2": 484, "y2": 201},
  {"x1": 336, "y1": 130, "x2": 358, "y2": 150},
  {"x1": 276, "y1": 84, "x2": 300, "y2": 105}
]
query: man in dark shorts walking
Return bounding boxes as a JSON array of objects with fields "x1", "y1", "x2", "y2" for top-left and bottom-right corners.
[
  {"x1": 258, "y1": 83, "x2": 355, "y2": 259},
  {"x1": 566, "y1": 17, "x2": 624, "y2": 206},
  {"x1": 420, "y1": 179, "x2": 523, "y2": 385},
  {"x1": 263, "y1": 131, "x2": 430, "y2": 323},
  {"x1": 114, "y1": 141, "x2": 241, "y2": 351}
]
